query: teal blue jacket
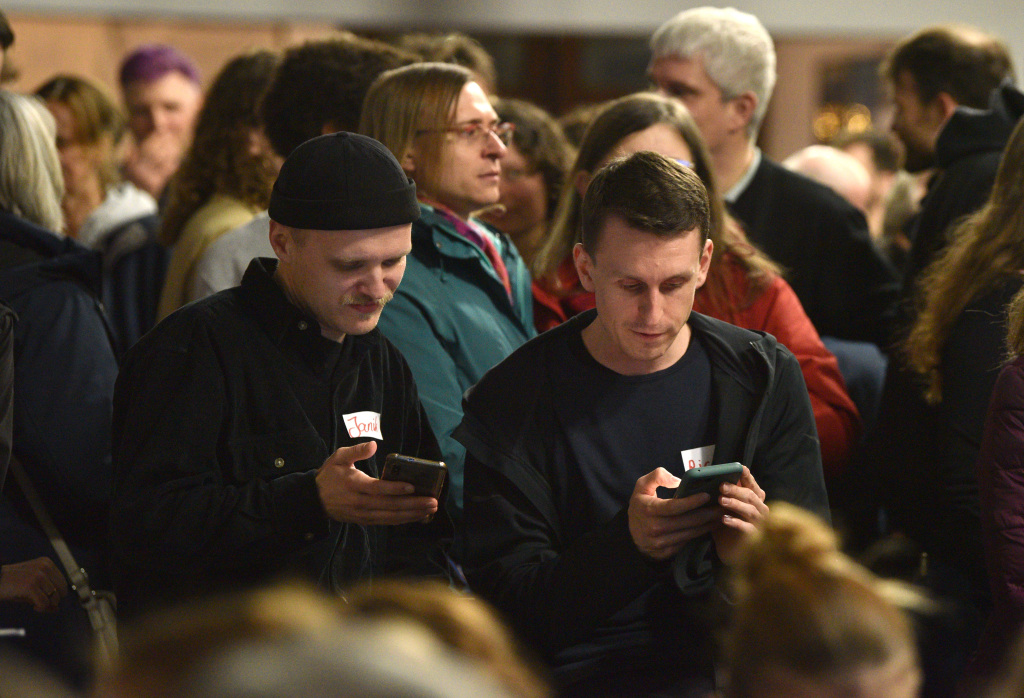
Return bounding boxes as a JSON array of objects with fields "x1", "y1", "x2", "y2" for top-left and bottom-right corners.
[{"x1": 378, "y1": 205, "x2": 535, "y2": 522}]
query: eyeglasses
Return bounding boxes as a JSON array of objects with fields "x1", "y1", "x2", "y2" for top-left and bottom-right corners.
[{"x1": 417, "y1": 121, "x2": 515, "y2": 147}]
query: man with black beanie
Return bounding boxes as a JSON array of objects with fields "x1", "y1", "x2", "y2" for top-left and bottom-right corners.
[{"x1": 109, "y1": 132, "x2": 452, "y2": 618}]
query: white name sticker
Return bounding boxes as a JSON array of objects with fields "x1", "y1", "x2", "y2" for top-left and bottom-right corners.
[
  {"x1": 343, "y1": 411, "x2": 383, "y2": 440},
  {"x1": 680, "y1": 445, "x2": 716, "y2": 471}
]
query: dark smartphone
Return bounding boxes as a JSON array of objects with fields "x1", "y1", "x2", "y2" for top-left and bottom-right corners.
[
  {"x1": 673, "y1": 462, "x2": 743, "y2": 500},
  {"x1": 380, "y1": 453, "x2": 447, "y2": 499}
]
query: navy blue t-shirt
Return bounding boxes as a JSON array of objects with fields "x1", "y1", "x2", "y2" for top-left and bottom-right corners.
[
  {"x1": 541, "y1": 324, "x2": 720, "y2": 689},
  {"x1": 552, "y1": 327, "x2": 717, "y2": 532}
]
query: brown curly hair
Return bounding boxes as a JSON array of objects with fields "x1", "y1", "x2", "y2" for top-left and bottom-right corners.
[{"x1": 160, "y1": 50, "x2": 279, "y2": 246}]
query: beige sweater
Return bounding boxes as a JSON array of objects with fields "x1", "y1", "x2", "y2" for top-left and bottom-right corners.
[{"x1": 157, "y1": 194, "x2": 260, "y2": 321}]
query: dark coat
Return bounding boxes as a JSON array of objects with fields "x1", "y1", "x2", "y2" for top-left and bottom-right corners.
[
  {"x1": 729, "y1": 156, "x2": 899, "y2": 345},
  {"x1": 865, "y1": 277, "x2": 1023, "y2": 599},
  {"x1": 456, "y1": 310, "x2": 827, "y2": 693},
  {"x1": 97, "y1": 213, "x2": 168, "y2": 357},
  {"x1": 970, "y1": 356, "x2": 1024, "y2": 683},
  {"x1": 902, "y1": 83, "x2": 1024, "y2": 298},
  {"x1": 110, "y1": 259, "x2": 452, "y2": 617},
  {"x1": 0, "y1": 211, "x2": 118, "y2": 574}
]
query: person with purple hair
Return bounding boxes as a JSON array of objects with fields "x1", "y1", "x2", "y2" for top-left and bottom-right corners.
[{"x1": 118, "y1": 44, "x2": 203, "y2": 201}]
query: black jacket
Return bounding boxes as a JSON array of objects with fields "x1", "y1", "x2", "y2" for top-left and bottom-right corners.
[
  {"x1": 902, "y1": 83, "x2": 1024, "y2": 298},
  {"x1": 98, "y1": 213, "x2": 168, "y2": 357},
  {"x1": 456, "y1": 310, "x2": 827, "y2": 692},
  {"x1": 730, "y1": 156, "x2": 899, "y2": 346},
  {"x1": 110, "y1": 259, "x2": 452, "y2": 617},
  {"x1": 0, "y1": 211, "x2": 117, "y2": 578}
]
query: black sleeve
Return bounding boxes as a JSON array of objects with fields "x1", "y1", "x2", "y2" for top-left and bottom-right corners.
[
  {"x1": 109, "y1": 323, "x2": 330, "y2": 581},
  {"x1": 381, "y1": 352, "x2": 453, "y2": 582},
  {"x1": 925, "y1": 283, "x2": 1019, "y2": 587},
  {"x1": 754, "y1": 347, "x2": 831, "y2": 520},
  {"x1": 814, "y1": 203, "x2": 900, "y2": 346},
  {"x1": 459, "y1": 423, "x2": 669, "y2": 655},
  {"x1": 0, "y1": 304, "x2": 13, "y2": 491}
]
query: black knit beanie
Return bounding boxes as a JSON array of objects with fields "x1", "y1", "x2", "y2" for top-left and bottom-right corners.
[{"x1": 268, "y1": 131, "x2": 419, "y2": 231}]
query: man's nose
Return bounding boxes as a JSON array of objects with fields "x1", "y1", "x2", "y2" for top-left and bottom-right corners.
[
  {"x1": 361, "y1": 266, "x2": 389, "y2": 298},
  {"x1": 638, "y1": 289, "x2": 663, "y2": 322},
  {"x1": 484, "y1": 131, "x2": 507, "y2": 158}
]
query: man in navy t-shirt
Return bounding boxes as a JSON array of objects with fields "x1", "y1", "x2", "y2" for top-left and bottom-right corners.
[{"x1": 456, "y1": 151, "x2": 828, "y2": 697}]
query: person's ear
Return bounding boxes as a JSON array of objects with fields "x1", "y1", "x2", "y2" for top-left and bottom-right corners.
[
  {"x1": 401, "y1": 144, "x2": 418, "y2": 177},
  {"x1": 573, "y1": 242, "x2": 597, "y2": 292},
  {"x1": 574, "y1": 170, "x2": 591, "y2": 198},
  {"x1": 933, "y1": 91, "x2": 959, "y2": 125},
  {"x1": 728, "y1": 91, "x2": 758, "y2": 135},
  {"x1": 268, "y1": 220, "x2": 290, "y2": 260},
  {"x1": 695, "y1": 238, "x2": 714, "y2": 289}
]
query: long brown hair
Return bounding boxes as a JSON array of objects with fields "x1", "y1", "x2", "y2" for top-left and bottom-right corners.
[
  {"x1": 534, "y1": 92, "x2": 778, "y2": 313},
  {"x1": 359, "y1": 62, "x2": 473, "y2": 198},
  {"x1": 160, "y1": 50, "x2": 279, "y2": 245},
  {"x1": 905, "y1": 117, "x2": 1024, "y2": 403}
]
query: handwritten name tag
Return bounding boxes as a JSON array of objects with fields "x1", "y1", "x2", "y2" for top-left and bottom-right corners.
[
  {"x1": 680, "y1": 444, "x2": 716, "y2": 471},
  {"x1": 343, "y1": 411, "x2": 383, "y2": 440}
]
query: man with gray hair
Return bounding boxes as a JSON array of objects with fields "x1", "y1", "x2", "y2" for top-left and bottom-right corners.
[{"x1": 649, "y1": 7, "x2": 899, "y2": 347}]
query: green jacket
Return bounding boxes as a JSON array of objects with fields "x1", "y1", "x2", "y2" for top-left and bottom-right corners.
[{"x1": 377, "y1": 205, "x2": 535, "y2": 521}]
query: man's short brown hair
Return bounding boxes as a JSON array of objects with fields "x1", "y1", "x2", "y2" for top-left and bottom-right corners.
[
  {"x1": 881, "y1": 25, "x2": 1014, "y2": 109},
  {"x1": 581, "y1": 151, "x2": 710, "y2": 257}
]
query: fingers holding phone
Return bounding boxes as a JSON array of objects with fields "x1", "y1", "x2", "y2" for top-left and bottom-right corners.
[
  {"x1": 712, "y1": 465, "x2": 770, "y2": 564},
  {"x1": 628, "y1": 467, "x2": 722, "y2": 561},
  {"x1": 316, "y1": 444, "x2": 440, "y2": 526}
]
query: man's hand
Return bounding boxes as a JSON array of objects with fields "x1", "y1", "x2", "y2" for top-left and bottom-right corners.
[
  {"x1": 316, "y1": 441, "x2": 439, "y2": 526},
  {"x1": 628, "y1": 467, "x2": 721, "y2": 561},
  {"x1": 0, "y1": 557, "x2": 68, "y2": 612},
  {"x1": 711, "y1": 465, "x2": 769, "y2": 564}
]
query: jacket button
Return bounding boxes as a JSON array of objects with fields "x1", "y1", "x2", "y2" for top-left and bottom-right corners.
[
  {"x1": 274, "y1": 457, "x2": 285, "y2": 468},
  {"x1": 297, "y1": 321, "x2": 308, "y2": 330},
  {"x1": 304, "y1": 532, "x2": 315, "y2": 541}
]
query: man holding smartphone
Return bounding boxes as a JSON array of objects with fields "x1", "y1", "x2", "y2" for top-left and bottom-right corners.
[
  {"x1": 110, "y1": 132, "x2": 452, "y2": 618},
  {"x1": 457, "y1": 152, "x2": 828, "y2": 697}
]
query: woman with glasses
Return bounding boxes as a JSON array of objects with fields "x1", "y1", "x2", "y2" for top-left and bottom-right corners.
[{"x1": 533, "y1": 92, "x2": 860, "y2": 480}]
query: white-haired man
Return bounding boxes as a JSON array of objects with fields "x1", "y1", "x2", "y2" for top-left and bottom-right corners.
[{"x1": 649, "y1": 7, "x2": 898, "y2": 348}]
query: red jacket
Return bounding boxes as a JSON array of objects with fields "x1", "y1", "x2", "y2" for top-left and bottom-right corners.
[{"x1": 532, "y1": 253, "x2": 860, "y2": 478}]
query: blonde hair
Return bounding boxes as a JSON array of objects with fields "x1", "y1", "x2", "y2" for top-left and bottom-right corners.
[
  {"x1": 35, "y1": 74, "x2": 126, "y2": 193},
  {"x1": 905, "y1": 117, "x2": 1024, "y2": 403},
  {"x1": 97, "y1": 584, "x2": 339, "y2": 698},
  {"x1": 723, "y1": 503, "x2": 927, "y2": 698},
  {"x1": 0, "y1": 90, "x2": 64, "y2": 232},
  {"x1": 343, "y1": 580, "x2": 552, "y2": 698},
  {"x1": 359, "y1": 62, "x2": 473, "y2": 198}
]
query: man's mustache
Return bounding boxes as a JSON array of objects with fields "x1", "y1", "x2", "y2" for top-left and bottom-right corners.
[{"x1": 341, "y1": 291, "x2": 394, "y2": 308}]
